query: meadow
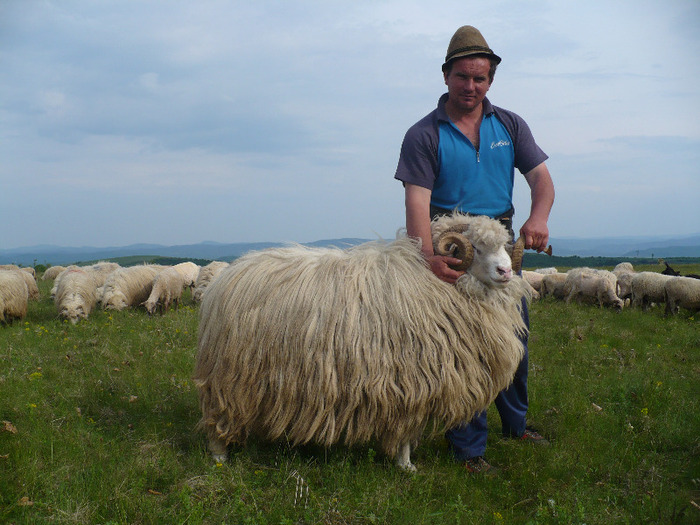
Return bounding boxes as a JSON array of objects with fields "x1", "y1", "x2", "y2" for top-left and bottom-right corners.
[{"x1": 1, "y1": 269, "x2": 698, "y2": 524}]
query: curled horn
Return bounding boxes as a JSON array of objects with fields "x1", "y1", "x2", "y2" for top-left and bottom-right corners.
[
  {"x1": 508, "y1": 236, "x2": 526, "y2": 274},
  {"x1": 435, "y1": 231, "x2": 474, "y2": 271}
]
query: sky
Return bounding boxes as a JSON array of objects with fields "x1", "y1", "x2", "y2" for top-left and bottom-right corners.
[{"x1": 1, "y1": 0, "x2": 699, "y2": 250}]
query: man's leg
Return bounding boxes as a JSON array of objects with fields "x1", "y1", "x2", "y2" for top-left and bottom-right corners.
[
  {"x1": 446, "y1": 411, "x2": 488, "y2": 461},
  {"x1": 497, "y1": 296, "x2": 529, "y2": 437}
]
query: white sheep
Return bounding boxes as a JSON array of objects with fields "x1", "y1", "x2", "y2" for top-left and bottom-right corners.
[
  {"x1": 192, "y1": 261, "x2": 229, "y2": 303},
  {"x1": 143, "y1": 267, "x2": 186, "y2": 315},
  {"x1": 612, "y1": 262, "x2": 635, "y2": 278},
  {"x1": 54, "y1": 268, "x2": 101, "y2": 324},
  {"x1": 629, "y1": 272, "x2": 676, "y2": 310},
  {"x1": 663, "y1": 277, "x2": 700, "y2": 315},
  {"x1": 50, "y1": 265, "x2": 80, "y2": 298},
  {"x1": 534, "y1": 267, "x2": 558, "y2": 275},
  {"x1": 540, "y1": 272, "x2": 568, "y2": 299},
  {"x1": 53, "y1": 262, "x2": 120, "y2": 323},
  {"x1": 101, "y1": 265, "x2": 163, "y2": 311},
  {"x1": 522, "y1": 270, "x2": 544, "y2": 292},
  {"x1": 172, "y1": 262, "x2": 200, "y2": 291},
  {"x1": 563, "y1": 269, "x2": 623, "y2": 310},
  {"x1": 194, "y1": 213, "x2": 529, "y2": 472},
  {"x1": 42, "y1": 265, "x2": 67, "y2": 281},
  {"x1": 13, "y1": 269, "x2": 40, "y2": 301},
  {"x1": 0, "y1": 270, "x2": 29, "y2": 324}
]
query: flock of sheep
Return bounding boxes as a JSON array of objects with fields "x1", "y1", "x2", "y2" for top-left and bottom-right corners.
[
  {"x1": 522, "y1": 262, "x2": 700, "y2": 315},
  {"x1": 0, "y1": 260, "x2": 230, "y2": 324},
  {"x1": 1, "y1": 214, "x2": 698, "y2": 471},
  {"x1": 1, "y1": 256, "x2": 699, "y2": 327}
]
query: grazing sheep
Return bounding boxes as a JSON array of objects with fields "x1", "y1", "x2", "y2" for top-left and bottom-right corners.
[
  {"x1": 522, "y1": 270, "x2": 544, "y2": 292},
  {"x1": 564, "y1": 270, "x2": 623, "y2": 310},
  {"x1": 20, "y1": 267, "x2": 36, "y2": 279},
  {"x1": 42, "y1": 265, "x2": 67, "y2": 281},
  {"x1": 629, "y1": 272, "x2": 676, "y2": 310},
  {"x1": 12, "y1": 269, "x2": 40, "y2": 301},
  {"x1": 0, "y1": 271, "x2": 29, "y2": 324},
  {"x1": 616, "y1": 272, "x2": 635, "y2": 304},
  {"x1": 612, "y1": 262, "x2": 635, "y2": 277},
  {"x1": 534, "y1": 267, "x2": 558, "y2": 275},
  {"x1": 101, "y1": 265, "x2": 162, "y2": 311},
  {"x1": 192, "y1": 261, "x2": 229, "y2": 303},
  {"x1": 194, "y1": 213, "x2": 529, "y2": 472},
  {"x1": 54, "y1": 269, "x2": 100, "y2": 324},
  {"x1": 53, "y1": 263, "x2": 119, "y2": 323},
  {"x1": 143, "y1": 267, "x2": 186, "y2": 315},
  {"x1": 664, "y1": 277, "x2": 700, "y2": 316},
  {"x1": 172, "y1": 262, "x2": 200, "y2": 291},
  {"x1": 50, "y1": 265, "x2": 80, "y2": 298},
  {"x1": 540, "y1": 272, "x2": 568, "y2": 299}
]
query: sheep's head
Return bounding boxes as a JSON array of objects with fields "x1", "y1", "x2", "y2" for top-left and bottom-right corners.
[
  {"x1": 432, "y1": 214, "x2": 521, "y2": 288},
  {"x1": 103, "y1": 291, "x2": 128, "y2": 310},
  {"x1": 60, "y1": 293, "x2": 87, "y2": 324}
]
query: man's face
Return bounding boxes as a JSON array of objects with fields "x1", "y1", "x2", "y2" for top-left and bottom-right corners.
[{"x1": 443, "y1": 57, "x2": 492, "y2": 113}]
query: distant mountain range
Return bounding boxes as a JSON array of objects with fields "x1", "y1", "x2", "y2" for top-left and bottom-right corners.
[
  {"x1": 2, "y1": 234, "x2": 700, "y2": 266},
  {"x1": 0, "y1": 238, "x2": 372, "y2": 266}
]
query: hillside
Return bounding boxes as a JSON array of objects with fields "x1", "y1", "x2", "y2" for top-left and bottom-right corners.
[{"x1": 2, "y1": 234, "x2": 700, "y2": 267}]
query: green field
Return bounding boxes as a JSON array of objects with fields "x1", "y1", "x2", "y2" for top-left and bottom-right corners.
[{"x1": 1, "y1": 274, "x2": 698, "y2": 524}]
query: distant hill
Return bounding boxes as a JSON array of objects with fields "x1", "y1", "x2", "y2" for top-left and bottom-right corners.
[
  {"x1": 0, "y1": 238, "x2": 372, "y2": 266},
  {"x1": 1, "y1": 234, "x2": 699, "y2": 267},
  {"x1": 549, "y1": 234, "x2": 700, "y2": 258}
]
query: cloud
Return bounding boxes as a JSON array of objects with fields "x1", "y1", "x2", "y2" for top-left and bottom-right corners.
[{"x1": 0, "y1": 0, "x2": 699, "y2": 249}]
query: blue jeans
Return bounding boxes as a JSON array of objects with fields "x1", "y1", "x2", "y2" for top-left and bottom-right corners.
[{"x1": 446, "y1": 297, "x2": 530, "y2": 461}]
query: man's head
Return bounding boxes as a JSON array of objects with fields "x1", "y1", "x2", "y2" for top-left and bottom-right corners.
[{"x1": 442, "y1": 25, "x2": 500, "y2": 83}]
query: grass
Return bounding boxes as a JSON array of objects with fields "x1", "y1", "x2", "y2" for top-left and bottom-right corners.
[{"x1": 1, "y1": 277, "x2": 699, "y2": 524}]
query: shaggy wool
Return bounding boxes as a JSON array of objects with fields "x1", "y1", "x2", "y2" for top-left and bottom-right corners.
[{"x1": 194, "y1": 214, "x2": 528, "y2": 459}]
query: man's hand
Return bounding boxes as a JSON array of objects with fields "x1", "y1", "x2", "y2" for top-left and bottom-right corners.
[
  {"x1": 520, "y1": 218, "x2": 550, "y2": 252},
  {"x1": 427, "y1": 254, "x2": 465, "y2": 284}
]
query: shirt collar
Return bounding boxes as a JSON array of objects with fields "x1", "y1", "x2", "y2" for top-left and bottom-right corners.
[{"x1": 437, "y1": 93, "x2": 494, "y2": 122}]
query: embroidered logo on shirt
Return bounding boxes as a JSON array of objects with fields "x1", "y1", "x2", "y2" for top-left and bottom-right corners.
[{"x1": 490, "y1": 140, "x2": 511, "y2": 149}]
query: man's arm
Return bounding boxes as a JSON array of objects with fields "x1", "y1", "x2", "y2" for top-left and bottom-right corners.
[
  {"x1": 520, "y1": 162, "x2": 555, "y2": 252},
  {"x1": 405, "y1": 183, "x2": 464, "y2": 283}
]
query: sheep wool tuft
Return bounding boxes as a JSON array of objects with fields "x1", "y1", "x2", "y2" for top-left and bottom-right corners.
[{"x1": 194, "y1": 213, "x2": 528, "y2": 470}]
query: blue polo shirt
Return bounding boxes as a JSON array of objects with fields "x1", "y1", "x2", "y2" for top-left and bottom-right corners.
[{"x1": 395, "y1": 94, "x2": 548, "y2": 219}]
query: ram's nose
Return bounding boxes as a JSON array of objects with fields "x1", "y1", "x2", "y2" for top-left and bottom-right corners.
[{"x1": 497, "y1": 265, "x2": 513, "y2": 281}]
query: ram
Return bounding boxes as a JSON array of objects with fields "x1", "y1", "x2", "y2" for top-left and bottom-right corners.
[{"x1": 194, "y1": 213, "x2": 530, "y2": 472}]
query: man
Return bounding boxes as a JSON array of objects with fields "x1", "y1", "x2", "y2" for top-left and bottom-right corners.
[{"x1": 394, "y1": 25, "x2": 555, "y2": 474}]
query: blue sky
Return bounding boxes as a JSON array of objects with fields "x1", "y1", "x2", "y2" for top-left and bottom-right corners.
[{"x1": 1, "y1": 0, "x2": 698, "y2": 249}]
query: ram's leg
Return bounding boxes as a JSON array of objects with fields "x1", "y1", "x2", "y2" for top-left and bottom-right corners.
[
  {"x1": 208, "y1": 434, "x2": 229, "y2": 463},
  {"x1": 395, "y1": 442, "x2": 416, "y2": 472}
]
